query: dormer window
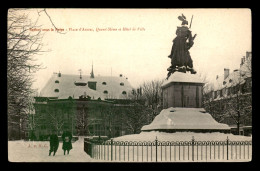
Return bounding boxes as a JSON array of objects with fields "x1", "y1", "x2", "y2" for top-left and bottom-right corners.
[
  {"x1": 54, "y1": 89, "x2": 59, "y2": 93},
  {"x1": 122, "y1": 91, "x2": 127, "y2": 95},
  {"x1": 223, "y1": 81, "x2": 226, "y2": 85},
  {"x1": 102, "y1": 82, "x2": 107, "y2": 85},
  {"x1": 229, "y1": 79, "x2": 232, "y2": 83},
  {"x1": 120, "y1": 82, "x2": 124, "y2": 86},
  {"x1": 55, "y1": 80, "x2": 59, "y2": 83},
  {"x1": 103, "y1": 90, "x2": 108, "y2": 94}
]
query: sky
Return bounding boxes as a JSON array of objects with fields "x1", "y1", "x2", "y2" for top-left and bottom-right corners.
[{"x1": 23, "y1": 8, "x2": 251, "y2": 91}]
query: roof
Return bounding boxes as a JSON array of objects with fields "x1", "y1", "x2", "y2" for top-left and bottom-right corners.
[
  {"x1": 39, "y1": 74, "x2": 133, "y2": 100},
  {"x1": 205, "y1": 55, "x2": 251, "y2": 93},
  {"x1": 141, "y1": 107, "x2": 230, "y2": 131},
  {"x1": 162, "y1": 72, "x2": 205, "y2": 88}
]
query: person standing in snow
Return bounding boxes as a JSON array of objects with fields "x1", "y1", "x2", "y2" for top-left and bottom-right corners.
[
  {"x1": 49, "y1": 130, "x2": 59, "y2": 156},
  {"x1": 62, "y1": 130, "x2": 72, "y2": 155}
]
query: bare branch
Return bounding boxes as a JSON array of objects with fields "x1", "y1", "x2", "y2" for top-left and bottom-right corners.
[{"x1": 43, "y1": 9, "x2": 67, "y2": 34}]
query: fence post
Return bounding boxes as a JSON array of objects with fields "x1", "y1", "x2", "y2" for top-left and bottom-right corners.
[
  {"x1": 111, "y1": 138, "x2": 113, "y2": 161},
  {"x1": 227, "y1": 136, "x2": 229, "y2": 160},
  {"x1": 155, "y1": 136, "x2": 158, "y2": 162},
  {"x1": 90, "y1": 142, "x2": 93, "y2": 158},
  {"x1": 192, "y1": 136, "x2": 194, "y2": 161}
]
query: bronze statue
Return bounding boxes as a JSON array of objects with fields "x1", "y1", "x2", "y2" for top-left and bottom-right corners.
[{"x1": 167, "y1": 14, "x2": 197, "y2": 79}]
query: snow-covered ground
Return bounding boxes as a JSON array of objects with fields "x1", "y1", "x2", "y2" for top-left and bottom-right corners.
[
  {"x1": 8, "y1": 136, "x2": 93, "y2": 162},
  {"x1": 8, "y1": 132, "x2": 252, "y2": 162}
]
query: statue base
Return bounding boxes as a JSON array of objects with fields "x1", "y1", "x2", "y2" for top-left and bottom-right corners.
[
  {"x1": 141, "y1": 107, "x2": 230, "y2": 132},
  {"x1": 162, "y1": 72, "x2": 204, "y2": 108}
]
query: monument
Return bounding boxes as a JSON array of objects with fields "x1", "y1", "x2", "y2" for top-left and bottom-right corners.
[
  {"x1": 141, "y1": 14, "x2": 230, "y2": 133},
  {"x1": 167, "y1": 14, "x2": 197, "y2": 79}
]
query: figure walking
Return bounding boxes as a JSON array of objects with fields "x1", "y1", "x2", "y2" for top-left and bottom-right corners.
[
  {"x1": 49, "y1": 130, "x2": 59, "y2": 156},
  {"x1": 167, "y1": 14, "x2": 197, "y2": 79},
  {"x1": 62, "y1": 130, "x2": 72, "y2": 155}
]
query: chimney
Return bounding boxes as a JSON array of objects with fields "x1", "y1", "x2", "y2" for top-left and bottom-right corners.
[
  {"x1": 246, "y1": 51, "x2": 251, "y2": 59},
  {"x1": 224, "y1": 68, "x2": 229, "y2": 79},
  {"x1": 240, "y1": 57, "x2": 244, "y2": 67}
]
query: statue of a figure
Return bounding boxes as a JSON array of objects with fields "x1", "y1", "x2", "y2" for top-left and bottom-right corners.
[{"x1": 167, "y1": 14, "x2": 197, "y2": 79}]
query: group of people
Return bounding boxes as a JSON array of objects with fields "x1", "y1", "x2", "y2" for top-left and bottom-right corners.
[{"x1": 49, "y1": 130, "x2": 73, "y2": 156}]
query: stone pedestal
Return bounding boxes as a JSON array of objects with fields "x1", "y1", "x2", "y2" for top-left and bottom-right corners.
[
  {"x1": 162, "y1": 72, "x2": 204, "y2": 109},
  {"x1": 141, "y1": 72, "x2": 231, "y2": 133}
]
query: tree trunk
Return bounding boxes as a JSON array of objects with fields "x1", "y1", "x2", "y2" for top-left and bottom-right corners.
[{"x1": 237, "y1": 122, "x2": 240, "y2": 135}]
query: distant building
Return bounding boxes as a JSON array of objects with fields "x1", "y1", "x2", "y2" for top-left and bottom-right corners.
[
  {"x1": 40, "y1": 67, "x2": 132, "y2": 100},
  {"x1": 30, "y1": 65, "x2": 136, "y2": 140},
  {"x1": 203, "y1": 52, "x2": 252, "y2": 135}
]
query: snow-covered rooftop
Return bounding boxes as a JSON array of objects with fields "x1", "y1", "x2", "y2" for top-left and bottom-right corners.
[
  {"x1": 40, "y1": 74, "x2": 133, "y2": 100},
  {"x1": 205, "y1": 54, "x2": 251, "y2": 93},
  {"x1": 141, "y1": 107, "x2": 230, "y2": 131},
  {"x1": 162, "y1": 72, "x2": 205, "y2": 88}
]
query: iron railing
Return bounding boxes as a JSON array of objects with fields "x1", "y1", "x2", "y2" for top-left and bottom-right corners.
[{"x1": 84, "y1": 136, "x2": 252, "y2": 162}]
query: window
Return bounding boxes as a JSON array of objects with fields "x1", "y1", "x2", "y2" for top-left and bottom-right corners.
[
  {"x1": 54, "y1": 89, "x2": 59, "y2": 93},
  {"x1": 214, "y1": 91, "x2": 217, "y2": 99},
  {"x1": 25, "y1": 132, "x2": 29, "y2": 137},
  {"x1": 103, "y1": 90, "x2": 108, "y2": 94},
  {"x1": 223, "y1": 81, "x2": 226, "y2": 85},
  {"x1": 216, "y1": 90, "x2": 220, "y2": 97},
  {"x1": 122, "y1": 91, "x2": 126, "y2": 95},
  {"x1": 227, "y1": 87, "x2": 231, "y2": 96},
  {"x1": 241, "y1": 83, "x2": 247, "y2": 94},
  {"x1": 89, "y1": 125, "x2": 93, "y2": 134},
  {"x1": 234, "y1": 85, "x2": 239, "y2": 94},
  {"x1": 120, "y1": 82, "x2": 124, "y2": 86},
  {"x1": 220, "y1": 89, "x2": 223, "y2": 97},
  {"x1": 55, "y1": 80, "x2": 59, "y2": 83},
  {"x1": 229, "y1": 79, "x2": 232, "y2": 83},
  {"x1": 102, "y1": 82, "x2": 107, "y2": 85}
]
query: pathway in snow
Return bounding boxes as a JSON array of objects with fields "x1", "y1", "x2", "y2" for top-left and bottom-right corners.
[{"x1": 8, "y1": 137, "x2": 93, "y2": 162}]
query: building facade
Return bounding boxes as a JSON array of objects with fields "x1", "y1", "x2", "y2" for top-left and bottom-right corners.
[
  {"x1": 203, "y1": 52, "x2": 252, "y2": 135},
  {"x1": 29, "y1": 67, "x2": 152, "y2": 140}
]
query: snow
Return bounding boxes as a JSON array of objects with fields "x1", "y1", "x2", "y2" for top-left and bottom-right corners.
[
  {"x1": 141, "y1": 107, "x2": 230, "y2": 131},
  {"x1": 95, "y1": 131, "x2": 252, "y2": 162},
  {"x1": 162, "y1": 72, "x2": 204, "y2": 88},
  {"x1": 8, "y1": 137, "x2": 93, "y2": 162},
  {"x1": 113, "y1": 131, "x2": 252, "y2": 142},
  {"x1": 8, "y1": 133, "x2": 252, "y2": 162}
]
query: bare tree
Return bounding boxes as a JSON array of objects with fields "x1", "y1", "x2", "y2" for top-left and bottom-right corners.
[
  {"x1": 75, "y1": 105, "x2": 102, "y2": 136},
  {"x1": 47, "y1": 113, "x2": 65, "y2": 136},
  {"x1": 224, "y1": 64, "x2": 252, "y2": 134},
  {"x1": 7, "y1": 9, "x2": 45, "y2": 139},
  {"x1": 122, "y1": 103, "x2": 153, "y2": 134},
  {"x1": 7, "y1": 8, "x2": 66, "y2": 140},
  {"x1": 141, "y1": 80, "x2": 163, "y2": 107}
]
